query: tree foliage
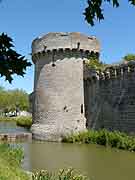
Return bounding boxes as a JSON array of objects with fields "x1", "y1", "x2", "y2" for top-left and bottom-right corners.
[
  {"x1": 0, "y1": 33, "x2": 31, "y2": 83},
  {"x1": 87, "y1": 52, "x2": 107, "y2": 70},
  {"x1": 84, "y1": 0, "x2": 135, "y2": 26},
  {"x1": 0, "y1": 87, "x2": 29, "y2": 114},
  {"x1": 123, "y1": 54, "x2": 135, "y2": 62}
]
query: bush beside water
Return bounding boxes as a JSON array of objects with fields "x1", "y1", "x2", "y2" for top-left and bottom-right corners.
[
  {"x1": 16, "y1": 116, "x2": 32, "y2": 128},
  {"x1": 62, "y1": 129, "x2": 135, "y2": 151},
  {"x1": 0, "y1": 116, "x2": 32, "y2": 128}
]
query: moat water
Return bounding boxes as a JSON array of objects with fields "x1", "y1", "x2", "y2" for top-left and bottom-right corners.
[
  {"x1": 0, "y1": 121, "x2": 28, "y2": 133},
  {"x1": 1, "y1": 122, "x2": 135, "y2": 180},
  {"x1": 23, "y1": 142, "x2": 135, "y2": 180}
]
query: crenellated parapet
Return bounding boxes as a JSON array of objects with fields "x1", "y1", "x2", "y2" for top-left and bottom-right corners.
[
  {"x1": 84, "y1": 60, "x2": 135, "y2": 82},
  {"x1": 32, "y1": 32, "x2": 100, "y2": 63},
  {"x1": 32, "y1": 48, "x2": 100, "y2": 64}
]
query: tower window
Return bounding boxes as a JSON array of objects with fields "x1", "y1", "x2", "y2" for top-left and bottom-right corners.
[
  {"x1": 77, "y1": 42, "x2": 80, "y2": 49},
  {"x1": 81, "y1": 104, "x2": 83, "y2": 114}
]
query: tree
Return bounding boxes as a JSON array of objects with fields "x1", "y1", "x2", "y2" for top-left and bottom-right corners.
[
  {"x1": 123, "y1": 54, "x2": 135, "y2": 62},
  {"x1": 87, "y1": 52, "x2": 107, "y2": 70},
  {"x1": 84, "y1": 0, "x2": 135, "y2": 26},
  {"x1": 10, "y1": 89, "x2": 29, "y2": 112},
  {"x1": 0, "y1": 33, "x2": 31, "y2": 83},
  {"x1": 0, "y1": 86, "x2": 30, "y2": 115}
]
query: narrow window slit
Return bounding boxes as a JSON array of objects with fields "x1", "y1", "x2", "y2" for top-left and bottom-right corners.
[{"x1": 81, "y1": 104, "x2": 83, "y2": 114}]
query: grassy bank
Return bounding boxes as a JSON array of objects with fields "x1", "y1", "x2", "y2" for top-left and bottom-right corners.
[
  {"x1": 0, "y1": 144, "x2": 29, "y2": 180},
  {"x1": 0, "y1": 116, "x2": 32, "y2": 128},
  {"x1": 0, "y1": 116, "x2": 16, "y2": 122},
  {"x1": 0, "y1": 144, "x2": 88, "y2": 180},
  {"x1": 32, "y1": 168, "x2": 88, "y2": 180},
  {"x1": 62, "y1": 129, "x2": 135, "y2": 152}
]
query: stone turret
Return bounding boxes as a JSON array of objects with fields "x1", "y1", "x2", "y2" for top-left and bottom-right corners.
[{"x1": 31, "y1": 32, "x2": 100, "y2": 141}]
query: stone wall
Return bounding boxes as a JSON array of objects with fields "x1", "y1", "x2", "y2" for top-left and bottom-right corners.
[
  {"x1": 32, "y1": 53, "x2": 86, "y2": 141},
  {"x1": 85, "y1": 61, "x2": 135, "y2": 134},
  {"x1": 84, "y1": 66, "x2": 102, "y2": 130},
  {"x1": 31, "y1": 32, "x2": 135, "y2": 139},
  {"x1": 31, "y1": 32, "x2": 100, "y2": 141}
]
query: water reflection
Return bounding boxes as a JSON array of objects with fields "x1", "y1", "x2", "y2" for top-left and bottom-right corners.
[
  {"x1": 23, "y1": 142, "x2": 135, "y2": 180},
  {"x1": 0, "y1": 121, "x2": 28, "y2": 133}
]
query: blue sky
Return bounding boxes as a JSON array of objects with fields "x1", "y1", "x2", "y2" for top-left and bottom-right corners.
[{"x1": 0, "y1": 0, "x2": 135, "y2": 93}]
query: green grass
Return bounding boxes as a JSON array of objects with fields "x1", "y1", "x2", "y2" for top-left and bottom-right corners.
[
  {"x1": 0, "y1": 116, "x2": 32, "y2": 128},
  {"x1": 0, "y1": 117, "x2": 16, "y2": 122},
  {"x1": 0, "y1": 143, "x2": 29, "y2": 180},
  {"x1": 32, "y1": 168, "x2": 88, "y2": 180},
  {"x1": 62, "y1": 129, "x2": 135, "y2": 152}
]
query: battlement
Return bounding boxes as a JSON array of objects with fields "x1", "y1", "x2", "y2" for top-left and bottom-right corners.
[
  {"x1": 31, "y1": 31, "x2": 135, "y2": 139},
  {"x1": 84, "y1": 60, "x2": 135, "y2": 81},
  {"x1": 32, "y1": 48, "x2": 100, "y2": 64},
  {"x1": 32, "y1": 32, "x2": 100, "y2": 63}
]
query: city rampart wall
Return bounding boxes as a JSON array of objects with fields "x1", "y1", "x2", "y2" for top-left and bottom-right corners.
[{"x1": 84, "y1": 61, "x2": 135, "y2": 134}]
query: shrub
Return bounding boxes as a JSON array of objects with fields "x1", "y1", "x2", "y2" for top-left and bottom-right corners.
[
  {"x1": 32, "y1": 168, "x2": 88, "y2": 180},
  {"x1": 16, "y1": 116, "x2": 32, "y2": 128},
  {"x1": 62, "y1": 129, "x2": 135, "y2": 152}
]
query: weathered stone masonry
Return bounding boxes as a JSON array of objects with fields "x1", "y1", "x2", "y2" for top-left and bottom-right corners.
[
  {"x1": 31, "y1": 32, "x2": 100, "y2": 141},
  {"x1": 31, "y1": 32, "x2": 135, "y2": 141},
  {"x1": 84, "y1": 61, "x2": 135, "y2": 134}
]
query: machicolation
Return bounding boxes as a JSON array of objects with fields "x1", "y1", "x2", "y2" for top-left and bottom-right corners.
[{"x1": 31, "y1": 32, "x2": 135, "y2": 141}]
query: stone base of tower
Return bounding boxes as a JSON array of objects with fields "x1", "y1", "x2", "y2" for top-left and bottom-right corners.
[
  {"x1": 31, "y1": 124, "x2": 63, "y2": 142},
  {"x1": 31, "y1": 118, "x2": 86, "y2": 142}
]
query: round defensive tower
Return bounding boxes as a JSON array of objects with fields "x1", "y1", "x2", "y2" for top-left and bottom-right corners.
[{"x1": 31, "y1": 32, "x2": 100, "y2": 141}]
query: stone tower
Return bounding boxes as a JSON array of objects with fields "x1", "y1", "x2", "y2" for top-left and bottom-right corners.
[{"x1": 31, "y1": 32, "x2": 100, "y2": 141}]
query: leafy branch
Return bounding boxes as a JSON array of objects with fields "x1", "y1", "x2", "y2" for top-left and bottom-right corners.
[
  {"x1": 0, "y1": 33, "x2": 31, "y2": 83},
  {"x1": 84, "y1": 0, "x2": 135, "y2": 26}
]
